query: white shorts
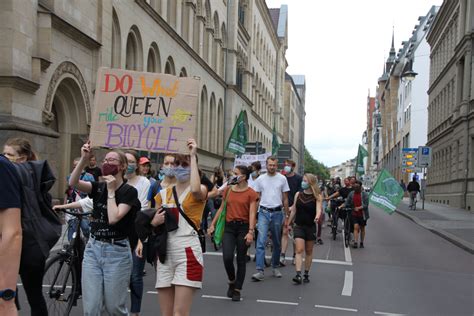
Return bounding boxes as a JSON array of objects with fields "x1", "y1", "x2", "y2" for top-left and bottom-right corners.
[{"x1": 155, "y1": 238, "x2": 203, "y2": 289}]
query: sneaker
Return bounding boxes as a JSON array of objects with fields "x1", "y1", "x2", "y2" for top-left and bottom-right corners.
[
  {"x1": 231, "y1": 289, "x2": 241, "y2": 302},
  {"x1": 227, "y1": 282, "x2": 235, "y2": 298},
  {"x1": 279, "y1": 254, "x2": 286, "y2": 267},
  {"x1": 272, "y1": 268, "x2": 282, "y2": 278},
  {"x1": 352, "y1": 242, "x2": 358, "y2": 249},
  {"x1": 292, "y1": 274, "x2": 302, "y2": 284},
  {"x1": 317, "y1": 239, "x2": 324, "y2": 245},
  {"x1": 252, "y1": 271, "x2": 264, "y2": 281},
  {"x1": 303, "y1": 275, "x2": 310, "y2": 283},
  {"x1": 360, "y1": 242, "x2": 364, "y2": 248}
]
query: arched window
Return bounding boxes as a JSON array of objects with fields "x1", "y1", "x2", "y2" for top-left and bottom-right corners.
[
  {"x1": 181, "y1": 0, "x2": 189, "y2": 41},
  {"x1": 210, "y1": 93, "x2": 216, "y2": 152},
  {"x1": 167, "y1": 0, "x2": 177, "y2": 28},
  {"x1": 179, "y1": 67, "x2": 187, "y2": 77},
  {"x1": 220, "y1": 23, "x2": 226, "y2": 77},
  {"x1": 125, "y1": 25, "x2": 143, "y2": 70},
  {"x1": 164, "y1": 56, "x2": 176, "y2": 75},
  {"x1": 217, "y1": 99, "x2": 223, "y2": 154},
  {"x1": 199, "y1": 86, "x2": 208, "y2": 150},
  {"x1": 111, "y1": 9, "x2": 121, "y2": 68},
  {"x1": 203, "y1": 0, "x2": 212, "y2": 63},
  {"x1": 193, "y1": 0, "x2": 202, "y2": 53},
  {"x1": 146, "y1": 42, "x2": 161, "y2": 72},
  {"x1": 212, "y1": 12, "x2": 220, "y2": 71}
]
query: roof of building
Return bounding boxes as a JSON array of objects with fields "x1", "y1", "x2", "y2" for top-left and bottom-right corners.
[
  {"x1": 268, "y1": 5, "x2": 287, "y2": 38},
  {"x1": 292, "y1": 75, "x2": 305, "y2": 86}
]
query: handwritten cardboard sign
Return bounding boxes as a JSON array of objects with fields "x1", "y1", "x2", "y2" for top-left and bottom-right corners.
[{"x1": 89, "y1": 68, "x2": 200, "y2": 154}]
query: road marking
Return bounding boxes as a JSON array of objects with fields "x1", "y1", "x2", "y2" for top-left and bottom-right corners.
[
  {"x1": 342, "y1": 230, "x2": 352, "y2": 262},
  {"x1": 341, "y1": 271, "x2": 353, "y2": 296},
  {"x1": 204, "y1": 252, "x2": 352, "y2": 266},
  {"x1": 374, "y1": 311, "x2": 407, "y2": 316},
  {"x1": 147, "y1": 291, "x2": 158, "y2": 294},
  {"x1": 202, "y1": 295, "x2": 232, "y2": 300},
  {"x1": 257, "y1": 299, "x2": 298, "y2": 306},
  {"x1": 315, "y1": 304, "x2": 358, "y2": 312}
]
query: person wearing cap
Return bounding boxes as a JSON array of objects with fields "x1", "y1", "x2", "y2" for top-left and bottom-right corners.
[{"x1": 138, "y1": 156, "x2": 160, "y2": 208}]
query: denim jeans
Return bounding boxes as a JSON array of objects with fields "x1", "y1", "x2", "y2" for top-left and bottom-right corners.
[
  {"x1": 130, "y1": 246, "x2": 146, "y2": 313},
  {"x1": 67, "y1": 218, "x2": 90, "y2": 241},
  {"x1": 222, "y1": 221, "x2": 249, "y2": 290},
  {"x1": 255, "y1": 209, "x2": 284, "y2": 271},
  {"x1": 82, "y1": 237, "x2": 132, "y2": 316}
]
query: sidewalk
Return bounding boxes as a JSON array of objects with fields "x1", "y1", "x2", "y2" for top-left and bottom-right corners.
[{"x1": 396, "y1": 198, "x2": 474, "y2": 254}]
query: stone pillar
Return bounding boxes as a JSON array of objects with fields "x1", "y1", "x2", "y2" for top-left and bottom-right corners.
[{"x1": 187, "y1": 4, "x2": 194, "y2": 45}]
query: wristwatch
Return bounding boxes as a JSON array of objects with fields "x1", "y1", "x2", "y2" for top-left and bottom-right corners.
[{"x1": 0, "y1": 289, "x2": 16, "y2": 301}]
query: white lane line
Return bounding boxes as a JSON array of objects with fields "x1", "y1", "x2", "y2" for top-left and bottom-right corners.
[
  {"x1": 202, "y1": 295, "x2": 232, "y2": 300},
  {"x1": 374, "y1": 311, "x2": 407, "y2": 316},
  {"x1": 341, "y1": 271, "x2": 353, "y2": 296},
  {"x1": 315, "y1": 304, "x2": 358, "y2": 312},
  {"x1": 147, "y1": 291, "x2": 158, "y2": 294},
  {"x1": 342, "y1": 230, "x2": 352, "y2": 262},
  {"x1": 204, "y1": 252, "x2": 352, "y2": 266},
  {"x1": 257, "y1": 299, "x2": 298, "y2": 306}
]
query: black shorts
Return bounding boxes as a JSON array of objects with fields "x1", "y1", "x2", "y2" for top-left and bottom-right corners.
[
  {"x1": 352, "y1": 216, "x2": 367, "y2": 227},
  {"x1": 293, "y1": 224, "x2": 316, "y2": 241}
]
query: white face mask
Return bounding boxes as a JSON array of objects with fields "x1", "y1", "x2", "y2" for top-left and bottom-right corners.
[{"x1": 284, "y1": 166, "x2": 292, "y2": 173}]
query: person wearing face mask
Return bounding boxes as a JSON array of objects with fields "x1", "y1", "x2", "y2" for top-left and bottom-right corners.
[
  {"x1": 151, "y1": 139, "x2": 208, "y2": 316},
  {"x1": 208, "y1": 165, "x2": 258, "y2": 301},
  {"x1": 345, "y1": 180, "x2": 370, "y2": 248},
  {"x1": 69, "y1": 141, "x2": 141, "y2": 315},
  {"x1": 158, "y1": 154, "x2": 178, "y2": 191},
  {"x1": 125, "y1": 151, "x2": 150, "y2": 316},
  {"x1": 280, "y1": 159, "x2": 303, "y2": 266},
  {"x1": 288, "y1": 174, "x2": 322, "y2": 284}
]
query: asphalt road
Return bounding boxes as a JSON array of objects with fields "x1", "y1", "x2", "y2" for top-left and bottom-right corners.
[{"x1": 18, "y1": 205, "x2": 473, "y2": 315}]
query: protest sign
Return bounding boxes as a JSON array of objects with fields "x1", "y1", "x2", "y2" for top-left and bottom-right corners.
[
  {"x1": 234, "y1": 152, "x2": 271, "y2": 169},
  {"x1": 89, "y1": 68, "x2": 200, "y2": 154}
]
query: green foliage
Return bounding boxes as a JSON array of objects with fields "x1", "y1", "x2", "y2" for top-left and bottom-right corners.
[{"x1": 303, "y1": 147, "x2": 330, "y2": 180}]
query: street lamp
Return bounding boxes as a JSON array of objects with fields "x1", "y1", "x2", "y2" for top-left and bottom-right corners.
[{"x1": 401, "y1": 59, "x2": 418, "y2": 82}]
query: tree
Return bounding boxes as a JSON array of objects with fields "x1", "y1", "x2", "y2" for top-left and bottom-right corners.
[{"x1": 304, "y1": 147, "x2": 330, "y2": 180}]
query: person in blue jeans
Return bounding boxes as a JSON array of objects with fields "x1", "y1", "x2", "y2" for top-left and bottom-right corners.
[
  {"x1": 252, "y1": 156, "x2": 290, "y2": 281},
  {"x1": 65, "y1": 157, "x2": 95, "y2": 241},
  {"x1": 69, "y1": 141, "x2": 140, "y2": 316}
]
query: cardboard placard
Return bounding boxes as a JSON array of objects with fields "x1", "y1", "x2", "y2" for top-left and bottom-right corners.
[{"x1": 89, "y1": 68, "x2": 200, "y2": 154}]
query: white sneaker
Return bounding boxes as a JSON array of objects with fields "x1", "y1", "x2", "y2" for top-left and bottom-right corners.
[
  {"x1": 252, "y1": 271, "x2": 264, "y2": 281},
  {"x1": 272, "y1": 268, "x2": 282, "y2": 278}
]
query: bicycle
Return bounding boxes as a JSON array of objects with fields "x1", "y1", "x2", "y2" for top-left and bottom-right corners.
[
  {"x1": 330, "y1": 197, "x2": 344, "y2": 240},
  {"x1": 409, "y1": 191, "x2": 418, "y2": 210},
  {"x1": 42, "y1": 209, "x2": 91, "y2": 316},
  {"x1": 339, "y1": 207, "x2": 353, "y2": 248}
]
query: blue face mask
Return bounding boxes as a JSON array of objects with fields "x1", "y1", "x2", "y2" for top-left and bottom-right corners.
[
  {"x1": 175, "y1": 166, "x2": 191, "y2": 182},
  {"x1": 161, "y1": 166, "x2": 176, "y2": 177},
  {"x1": 126, "y1": 164, "x2": 136, "y2": 175},
  {"x1": 284, "y1": 166, "x2": 292, "y2": 173},
  {"x1": 301, "y1": 181, "x2": 310, "y2": 190},
  {"x1": 251, "y1": 171, "x2": 258, "y2": 177},
  {"x1": 158, "y1": 173, "x2": 165, "y2": 181}
]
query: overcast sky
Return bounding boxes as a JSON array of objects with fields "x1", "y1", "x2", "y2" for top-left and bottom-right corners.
[{"x1": 265, "y1": 0, "x2": 443, "y2": 167}]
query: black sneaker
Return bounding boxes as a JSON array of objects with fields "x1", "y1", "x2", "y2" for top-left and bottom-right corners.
[
  {"x1": 360, "y1": 242, "x2": 364, "y2": 248},
  {"x1": 232, "y1": 289, "x2": 241, "y2": 302},
  {"x1": 227, "y1": 282, "x2": 235, "y2": 298},
  {"x1": 303, "y1": 275, "x2": 310, "y2": 283},
  {"x1": 292, "y1": 274, "x2": 302, "y2": 285},
  {"x1": 352, "y1": 242, "x2": 358, "y2": 249},
  {"x1": 317, "y1": 239, "x2": 324, "y2": 245}
]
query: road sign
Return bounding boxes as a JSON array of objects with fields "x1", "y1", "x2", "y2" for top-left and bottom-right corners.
[
  {"x1": 417, "y1": 146, "x2": 432, "y2": 167},
  {"x1": 401, "y1": 148, "x2": 418, "y2": 173}
]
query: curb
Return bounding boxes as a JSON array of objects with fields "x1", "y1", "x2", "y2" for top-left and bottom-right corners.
[{"x1": 395, "y1": 209, "x2": 474, "y2": 255}]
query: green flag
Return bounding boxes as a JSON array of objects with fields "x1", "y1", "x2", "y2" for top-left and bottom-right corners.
[
  {"x1": 369, "y1": 169, "x2": 404, "y2": 214},
  {"x1": 272, "y1": 124, "x2": 280, "y2": 155},
  {"x1": 225, "y1": 110, "x2": 247, "y2": 155},
  {"x1": 356, "y1": 144, "x2": 369, "y2": 176}
]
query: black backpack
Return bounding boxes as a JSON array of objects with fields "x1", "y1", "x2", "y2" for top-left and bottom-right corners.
[{"x1": 15, "y1": 160, "x2": 62, "y2": 257}]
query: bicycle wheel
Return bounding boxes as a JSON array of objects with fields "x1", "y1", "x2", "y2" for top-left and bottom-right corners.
[
  {"x1": 332, "y1": 209, "x2": 338, "y2": 240},
  {"x1": 344, "y1": 216, "x2": 350, "y2": 248},
  {"x1": 43, "y1": 253, "x2": 78, "y2": 316}
]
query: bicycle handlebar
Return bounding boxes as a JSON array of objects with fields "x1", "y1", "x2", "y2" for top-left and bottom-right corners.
[{"x1": 56, "y1": 208, "x2": 92, "y2": 217}]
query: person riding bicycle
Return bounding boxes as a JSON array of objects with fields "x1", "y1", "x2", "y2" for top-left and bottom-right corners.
[
  {"x1": 345, "y1": 180, "x2": 369, "y2": 248},
  {"x1": 407, "y1": 176, "x2": 420, "y2": 209},
  {"x1": 325, "y1": 178, "x2": 353, "y2": 228}
]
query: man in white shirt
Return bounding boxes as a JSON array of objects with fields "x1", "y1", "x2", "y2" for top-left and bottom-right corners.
[{"x1": 252, "y1": 156, "x2": 290, "y2": 281}]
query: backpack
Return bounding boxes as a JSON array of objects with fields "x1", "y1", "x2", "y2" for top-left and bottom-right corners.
[{"x1": 15, "y1": 160, "x2": 62, "y2": 258}]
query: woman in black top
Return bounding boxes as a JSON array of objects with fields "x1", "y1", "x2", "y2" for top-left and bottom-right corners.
[
  {"x1": 69, "y1": 141, "x2": 140, "y2": 315},
  {"x1": 288, "y1": 173, "x2": 322, "y2": 284}
]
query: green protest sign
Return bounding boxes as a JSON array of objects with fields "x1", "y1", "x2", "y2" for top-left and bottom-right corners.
[
  {"x1": 272, "y1": 124, "x2": 280, "y2": 155},
  {"x1": 225, "y1": 110, "x2": 247, "y2": 155},
  {"x1": 369, "y1": 169, "x2": 404, "y2": 214}
]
